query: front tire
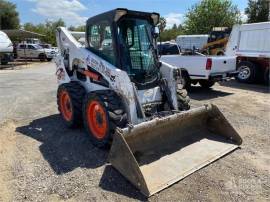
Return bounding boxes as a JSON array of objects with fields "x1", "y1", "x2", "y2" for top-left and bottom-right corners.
[
  {"x1": 57, "y1": 82, "x2": 85, "y2": 128},
  {"x1": 83, "y1": 91, "x2": 127, "y2": 148},
  {"x1": 39, "y1": 54, "x2": 47, "y2": 62},
  {"x1": 199, "y1": 80, "x2": 216, "y2": 88}
]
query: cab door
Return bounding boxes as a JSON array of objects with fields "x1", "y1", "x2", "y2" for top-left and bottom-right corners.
[
  {"x1": 27, "y1": 45, "x2": 37, "y2": 58},
  {"x1": 17, "y1": 44, "x2": 27, "y2": 58}
]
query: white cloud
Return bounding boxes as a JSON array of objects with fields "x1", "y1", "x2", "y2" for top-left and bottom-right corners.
[
  {"x1": 164, "y1": 13, "x2": 184, "y2": 29},
  {"x1": 240, "y1": 11, "x2": 248, "y2": 23},
  {"x1": 28, "y1": 0, "x2": 88, "y2": 26}
]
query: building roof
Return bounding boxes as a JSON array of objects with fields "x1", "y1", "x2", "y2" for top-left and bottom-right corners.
[{"x1": 2, "y1": 29, "x2": 45, "y2": 39}]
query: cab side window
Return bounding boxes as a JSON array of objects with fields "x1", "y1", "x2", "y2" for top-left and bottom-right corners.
[
  {"x1": 87, "y1": 21, "x2": 115, "y2": 65},
  {"x1": 28, "y1": 45, "x2": 35, "y2": 49},
  {"x1": 19, "y1": 45, "x2": 26, "y2": 49}
]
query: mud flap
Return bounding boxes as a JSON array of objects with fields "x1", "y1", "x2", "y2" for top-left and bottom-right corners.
[{"x1": 108, "y1": 104, "x2": 242, "y2": 196}]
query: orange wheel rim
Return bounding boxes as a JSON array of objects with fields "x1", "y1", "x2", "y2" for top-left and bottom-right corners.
[
  {"x1": 87, "y1": 100, "x2": 108, "y2": 139},
  {"x1": 60, "y1": 90, "x2": 72, "y2": 121}
]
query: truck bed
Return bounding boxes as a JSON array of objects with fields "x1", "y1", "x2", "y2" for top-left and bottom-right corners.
[{"x1": 161, "y1": 55, "x2": 237, "y2": 80}]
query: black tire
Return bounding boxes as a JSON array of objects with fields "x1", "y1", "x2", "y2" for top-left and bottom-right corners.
[
  {"x1": 177, "y1": 89, "x2": 190, "y2": 111},
  {"x1": 47, "y1": 58, "x2": 53, "y2": 62},
  {"x1": 264, "y1": 68, "x2": 269, "y2": 85},
  {"x1": 236, "y1": 61, "x2": 257, "y2": 83},
  {"x1": 57, "y1": 82, "x2": 85, "y2": 128},
  {"x1": 39, "y1": 54, "x2": 47, "y2": 62},
  {"x1": 83, "y1": 90, "x2": 127, "y2": 148},
  {"x1": 181, "y1": 71, "x2": 191, "y2": 90},
  {"x1": 1, "y1": 60, "x2": 8, "y2": 65},
  {"x1": 199, "y1": 80, "x2": 216, "y2": 88}
]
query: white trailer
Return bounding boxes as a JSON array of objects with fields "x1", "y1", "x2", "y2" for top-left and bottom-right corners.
[
  {"x1": 0, "y1": 31, "x2": 13, "y2": 65},
  {"x1": 176, "y1": 35, "x2": 209, "y2": 51},
  {"x1": 225, "y1": 22, "x2": 270, "y2": 84}
]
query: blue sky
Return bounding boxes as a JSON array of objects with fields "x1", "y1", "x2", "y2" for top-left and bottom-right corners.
[{"x1": 9, "y1": 0, "x2": 248, "y2": 28}]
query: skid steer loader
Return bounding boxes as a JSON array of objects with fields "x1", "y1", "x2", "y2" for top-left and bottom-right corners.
[{"x1": 55, "y1": 9, "x2": 242, "y2": 196}]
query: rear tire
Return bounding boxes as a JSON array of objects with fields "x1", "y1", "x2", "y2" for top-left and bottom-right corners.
[
  {"x1": 236, "y1": 61, "x2": 257, "y2": 83},
  {"x1": 47, "y1": 58, "x2": 53, "y2": 62},
  {"x1": 177, "y1": 89, "x2": 190, "y2": 111},
  {"x1": 83, "y1": 90, "x2": 127, "y2": 148},
  {"x1": 199, "y1": 80, "x2": 216, "y2": 88},
  {"x1": 57, "y1": 82, "x2": 85, "y2": 128},
  {"x1": 264, "y1": 68, "x2": 269, "y2": 85},
  {"x1": 181, "y1": 71, "x2": 191, "y2": 90}
]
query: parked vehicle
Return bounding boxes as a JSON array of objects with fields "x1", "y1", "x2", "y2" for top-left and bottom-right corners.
[
  {"x1": 158, "y1": 42, "x2": 180, "y2": 55},
  {"x1": 201, "y1": 27, "x2": 231, "y2": 56},
  {"x1": 0, "y1": 31, "x2": 13, "y2": 65},
  {"x1": 176, "y1": 35, "x2": 209, "y2": 52},
  {"x1": 16, "y1": 43, "x2": 56, "y2": 61},
  {"x1": 55, "y1": 8, "x2": 242, "y2": 196},
  {"x1": 158, "y1": 41, "x2": 237, "y2": 89},
  {"x1": 161, "y1": 54, "x2": 238, "y2": 89},
  {"x1": 226, "y1": 22, "x2": 270, "y2": 84}
]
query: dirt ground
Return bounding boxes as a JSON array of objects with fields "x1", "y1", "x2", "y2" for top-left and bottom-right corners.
[{"x1": 0, "y1": 62, "x2": 269, "y2": 202}]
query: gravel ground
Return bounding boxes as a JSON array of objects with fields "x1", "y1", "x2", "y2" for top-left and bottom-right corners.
[{"x1": 0, "y1": 62, "x2": 269, "y2": 202}]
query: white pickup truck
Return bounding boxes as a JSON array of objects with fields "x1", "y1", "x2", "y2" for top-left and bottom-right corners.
[
  {"x1": 16, "y1": 43, "x2": 56, "y2": 61},
  {"x1": 161, "y1": 54, "x2": 238, "y2": 89}
]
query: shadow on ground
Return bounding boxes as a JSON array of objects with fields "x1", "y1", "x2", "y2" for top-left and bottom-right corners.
[
  {"x1": 16, "y1": 114, "x2": 146, "y2": 200},
  {"x1": 16, "y1": 114, "x2": 107, "y2": 174},
  {"x1": 100, "y1": 166, "x2": 147, "y2": 201},
  {"x1": 188, "y1": 86, "x2": 233, "y2": 100},
  {"x1": 219, "y1": 80, "x2": 269, "y2": 94},
  {"x1": 0, "y1": 60, "x2": 50, "y2": 70}
]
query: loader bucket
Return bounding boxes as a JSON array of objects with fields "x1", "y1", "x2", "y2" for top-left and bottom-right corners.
[{"x1": 108, "y1": 104, "x2": 242, "y2": 196}]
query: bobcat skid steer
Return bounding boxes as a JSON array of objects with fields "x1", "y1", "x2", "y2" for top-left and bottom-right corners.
[{"x1": 55, "y1": 9, "x2": 242, "y2": 197}]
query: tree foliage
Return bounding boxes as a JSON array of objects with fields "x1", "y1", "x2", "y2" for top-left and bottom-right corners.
[
  {"x1": 68, "y1": 25, "x2": 85, "y2": 32},
  {"x1": 158, "y1": 17, "x2": 166, "y2": 32},
  {"x1": 245, "y1": 0, "x2": 269, "y2": 23},
  {"x1": 159, "y1": 24, "x2": 184, "y2": 42},
  {"x1": 184, "y1": 0, "x2": 241, "y2": 34},
  {"x1": 23, "y1": 19, "x2": 65, "y2": 46},
  {"x1": 0, "y1": 0, "x2": 20, "y2": 29}
]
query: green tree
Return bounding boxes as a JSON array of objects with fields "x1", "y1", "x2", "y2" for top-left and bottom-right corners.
[
  {"x1": 159, "y1": 25, "x2": 184, "y2": 41},
  {"x1": 245, "y1": 0, "x2": 269, "y2": 23},
  {"x1": 172, "y1": 24, "x2": 177, "y2": 29},
  {"x1": 184, "y1": 0, "x2": 241, "y2": 34},
  {"x1": 74, "y1": 25, "x2": 85, "y2": 32},
  {"x1": 23, "y1": 19, "x2": 65, "y2": 46},
  {"x1": 68, "y1": 25, "x2": 76, "y2": 31},
  {"x1": 0, "y1": 0, "x2": 20, "y2": 29}
]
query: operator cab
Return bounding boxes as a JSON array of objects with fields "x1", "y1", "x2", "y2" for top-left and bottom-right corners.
[
  {"x1": 208, "y1": 27, "x2": 231, "y2": 43},
  {"x1": 86, "y1": 8, "x2": 161, "y2": 89}
]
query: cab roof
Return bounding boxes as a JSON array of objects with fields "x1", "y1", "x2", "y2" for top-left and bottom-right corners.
[{"x1": 86, "y1": 8, "x2": 160, "y2": 26}]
